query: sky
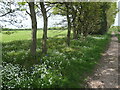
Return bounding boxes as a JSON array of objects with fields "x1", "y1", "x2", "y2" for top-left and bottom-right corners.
[
  {"x1": 114, "y1": 12, "x2": 119, "y2": 26},
  {"x1": 0, "y1": 1, "x2": 120, "y2": 29},
  {"x1": 114, "y1": 0, "x2": 120, "y2": 26}
]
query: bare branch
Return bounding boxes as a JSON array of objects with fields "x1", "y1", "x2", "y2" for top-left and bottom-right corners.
[
  {"x1": 47, "y1": 13, "x2": 52, "y2": 18},
  {"x1": 26, "y1": 10, "x2": 31, "y2": 16},
  {"x1": 0, "y1": 10, "x2": 15, "y2": 17},
  {"x1": 46, "y1": 6, "x2": 53, "y2": 12},
  {"x1": 36, "y1": 4, "x2": 41, "y2": 9}
]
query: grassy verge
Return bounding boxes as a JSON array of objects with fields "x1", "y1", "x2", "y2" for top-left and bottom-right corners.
[
  {"x1": 108, "y1": 26, "x2": 120, "y2": 42},
  {"x1": 118, "y1": 33, "x2": 120, "y2": 42},
  {"x1": 2, "y1": 30, "x2": 110, "y2": 88}
]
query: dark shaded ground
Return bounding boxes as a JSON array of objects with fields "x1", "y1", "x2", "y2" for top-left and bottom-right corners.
[{"x1": 86, "y1": 32, "x2": 119, "y2": 88}]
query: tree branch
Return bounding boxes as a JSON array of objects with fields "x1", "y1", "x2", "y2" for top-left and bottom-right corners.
[
  {"x1": 0, "y1": 10, "x2": 15, "y2": 17},
  {"x1": 26, "y1": 10, "x2": 31, "y2": 16},
  {"x1": 47, "y1": 13, "x2": 52, "y2": 18},
  {"x1": 46, "y1": 6, "x2": 53, "y2": 12}
]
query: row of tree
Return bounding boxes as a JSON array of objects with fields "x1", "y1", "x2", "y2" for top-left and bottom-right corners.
[{"x1": 0, "y1": 1, "x2": 117, "y2": 59}]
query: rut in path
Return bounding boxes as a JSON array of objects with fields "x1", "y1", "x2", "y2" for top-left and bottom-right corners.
[{"x1": 86, "y1": 32, "x2": 119, "y2": 88}]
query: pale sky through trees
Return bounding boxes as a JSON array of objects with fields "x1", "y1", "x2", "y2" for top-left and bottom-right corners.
[
  {"x1": 0, "y1": 0, "x2": 119, "y2": 29},
  {"x1": 114, "y1": 0, "x2": 120, "y2": 26}
]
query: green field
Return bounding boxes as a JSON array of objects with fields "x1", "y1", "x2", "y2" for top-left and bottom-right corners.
[
  {"x1": 2, "y1": 30, "x2": 110, "y2": 88},
  {"x1": 1, "y1": 30, "x2": 67, "y2": 42}
]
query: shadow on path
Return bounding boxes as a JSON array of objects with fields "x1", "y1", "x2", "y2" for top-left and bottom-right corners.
[{"x1": 86, "y1": 32, "x2": 119, "y2": 88}]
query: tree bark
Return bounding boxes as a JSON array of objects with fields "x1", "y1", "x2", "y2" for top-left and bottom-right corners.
[
  {"x1": 71, "y1": 6, "x2": 77, "y2": 39},
  {"x1": 40, "y1": 2, "x2": 48, "y2": 54},
  {"x1": 28, "y1": 2, "x2": 37, "y2": 57},
  {"x1": 65, "y1": 3, "x2": 71, "y2": 46},
  {"x1": 99, "y1": 4, "x2": 108, "y2": 35},
  {"x1": 101, "y1": 9, "x2": 108, "y2": 34}
]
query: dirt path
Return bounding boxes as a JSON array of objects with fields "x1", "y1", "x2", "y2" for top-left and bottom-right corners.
[{"x1": 86, "y1": 32, "x2": 119, "y2": 88}]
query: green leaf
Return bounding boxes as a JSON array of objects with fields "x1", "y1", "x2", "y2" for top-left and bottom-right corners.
[{"x1": 18, "y1": 2, "x2": 26, "y2": 6}]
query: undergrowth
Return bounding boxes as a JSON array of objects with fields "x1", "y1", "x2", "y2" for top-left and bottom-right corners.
[{"x1": 2, "y1": 32, "x2": 110, "y2": 88}]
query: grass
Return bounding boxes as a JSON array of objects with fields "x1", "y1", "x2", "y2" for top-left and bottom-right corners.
[
  {"x1": 1, "y1": 30, "x2": 67, "y2": 42},
  {"x1": 109, "y1": 26, "x2": 120, "y2": 42},
  {"x1": 2, "y1": 30, "x2": 110, "y2": 88},
  {"x1": 118, "y1": 35, "x2": 120, "y2": 42},
  {"x1": 117, "y1": 27, "x2": 120, "y2": 42}
]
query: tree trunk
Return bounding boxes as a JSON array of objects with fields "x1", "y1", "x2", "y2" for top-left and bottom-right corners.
[
  {"x1": 102, "y1": 10, "x2": 108, "y2": 34},
  {"x1": 28, "y1": 2, "x2": 37, "y2": 57},
  {"x1": 65, "y1": 3, "x2": 71, "y2": 46},
  {"x1": 40, "y1": 2, "x2": 48, "y2": 54},
  {"x1": 99, "y1": 6, "x2": 108, "y2": 35},
  {"x1": 72, "y1": 9, "x2": 77, "y2": 39},
  {"x1": 71, "y1": 4, "x2": 77, "y2": 39}
]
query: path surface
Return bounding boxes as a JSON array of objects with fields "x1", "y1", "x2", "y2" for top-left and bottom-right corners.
[{"x1": 86, "y1": 32, "x2": 119, "y2": 88}]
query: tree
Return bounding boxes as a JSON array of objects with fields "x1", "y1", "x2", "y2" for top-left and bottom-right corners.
[
  {"x1": 28, "y1": 1, "x2": 37, "y2": 58},
  {"x1": 99, "y1": 3, "x2": 109, "y2": 34},
  {"x1": 52, "y1": 2, "x2": 72, "y2": 46},
  {"x1": 106, "y1": 2, "x2": 118, "y2": 28},
  {"x1": 0, "y1": 1, "x2": 26, "y2": 28},
  {"x1": 64, "y1": 2, "x2": 71, "y2": 46},
  {"x1": 40, "y1": 1, "x2": 48, "y2": 54},
  {"x1": 71, "y1": 2, "x2": 78, "y2": 39}
]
